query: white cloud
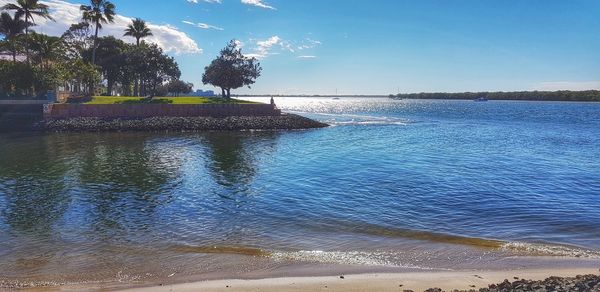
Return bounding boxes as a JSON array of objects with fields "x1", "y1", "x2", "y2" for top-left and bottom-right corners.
[
  {"x1": 306, "y1": 38, "x2": 321, "y2": 45},
  {"x1": 187, "y1": 0, "x2": 222, "y2": 3},
  {"x1": 242, "y1": 36, "x2": 322, "y2": 60},
  {"x1": 233, "y1": 39, "x2": 244, "y2": 47},
  {"x1": 533, "y1": 81, "x2": 600, "y2": 91},
  {"x1": 182, "y1": 20, "x2": 224, "y2": 31},
  {"x1": 297, "y1": 38, "x2": 322, "y2": 50},
  {"x1": 280, "y1": 41, "x2": 294, "y2": 53},
  {"x1": 241, "y1": 0, "x2": 275, "y2": 10},
  {"x1": 0, "y1": 0, "x2": 202, "y2": 54},
  {"x1": 245, "y1": 36, "x2": 281, "y2": 59}
]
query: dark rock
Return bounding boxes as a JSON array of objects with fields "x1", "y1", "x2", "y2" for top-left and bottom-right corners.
[
  {"x1": 475, "y1": 274, "x2": 600, "y2": 292},
  {"x1": 39, "y1": 114, "x2": 329, "y2": 132}
]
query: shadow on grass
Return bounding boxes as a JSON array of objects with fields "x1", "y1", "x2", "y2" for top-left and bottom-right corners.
[{"x1": 115, "y1": 98, "x2": 173, "y2": 104}]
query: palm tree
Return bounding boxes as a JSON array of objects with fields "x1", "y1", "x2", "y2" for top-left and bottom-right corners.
[
  {"x1": 1, "y1": 0, "x2": 53, "y2": 61},
  {"x1": 29, "y1": 32, "x2": 62, "y2": 70},
  {"x1": 124, "y1": 18, "x2": 152, "y2": 46},
  {"x1": 0, "y1": 12, "x2": 27, "y2": 61},
  {"x1": 124, "y1": 18, "x2": 152, "y2": 96},
  {"x1": 80, "y1": 0, "x2": 115, "y2": 65}
]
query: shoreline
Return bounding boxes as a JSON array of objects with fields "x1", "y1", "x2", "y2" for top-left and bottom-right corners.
[
  {"x1": 116, "y1": 268, "x2": 600, "y2": 292},
  {"x1": 35, "y1": 114, "x2": 328, "y2": 132},
  {"x1": 3, "y1": 256, "x2": 599, "y2": 291}
]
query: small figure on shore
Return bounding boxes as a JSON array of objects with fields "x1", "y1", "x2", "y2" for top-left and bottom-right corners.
[{"x1": 270, "y1": 96, "x2": 276, "y2": 107}]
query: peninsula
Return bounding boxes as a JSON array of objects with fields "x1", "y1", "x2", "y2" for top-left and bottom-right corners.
[{"x1": 389, "y1": 90, "x2": 600, "y2": 102}]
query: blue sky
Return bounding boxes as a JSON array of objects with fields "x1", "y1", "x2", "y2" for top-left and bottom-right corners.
[{"x1": 2, "y1": 0, "x2": 600, "y2": 94}]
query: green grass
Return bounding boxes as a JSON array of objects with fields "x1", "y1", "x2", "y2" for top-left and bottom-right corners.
[{"x1": 85, "y1": 96, "x2": 259, "y2": 105}]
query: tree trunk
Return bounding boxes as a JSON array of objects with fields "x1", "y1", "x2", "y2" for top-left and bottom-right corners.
[
  {"x1": 226, "y1": 88, "x2": 231, "y2": 99},
  {"x1": 25, "y1": 20, "x2": 29, "y2": 63},
  {"x1": 221, "y1": 88, "x2": 225, "y2": 98},
  {"x1": 92, "y1": 22, "x2": 99, "y2": 65},
  {"x1": 134, "y1": 77, "x2": 139, "y2": 97},
  {"x1": 107, "y1": 79, "x2": 114, "y2": 96},
  {"x1": 123, "y1": 81, "x2": 131, "y2": 96}
]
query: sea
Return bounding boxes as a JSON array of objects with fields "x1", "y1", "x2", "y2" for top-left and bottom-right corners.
[{"x1": 1, "y1": 97, "x2": 599, "y2": 287}]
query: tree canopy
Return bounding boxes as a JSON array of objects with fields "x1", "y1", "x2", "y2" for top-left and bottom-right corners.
[
  {"x1": 165, "y1": 79, "x2": 193, "y2": 97},
  {"x1": 80, "y1": 0, "x2": 115, "y2": 64},
  {"x1": 0, "y1": 12, "x2": 26, "y2": 61},
  {"x1": 2, "y1": 0, "x2": 53, "y2": 62},
  {"x1": 202, "y1": 40, "x2": 262, "y2": 98},
  {"x1": 124, "y1": 18, "x2": 152, "y2": 46},
  {"x1": 0, "y1": 0, "x2": 189, "y2": 100}
]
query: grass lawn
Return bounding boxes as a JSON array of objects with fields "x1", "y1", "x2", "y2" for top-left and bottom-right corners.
[{"x1": 85, "y1": 96, "x2": 258, "y2": 105}]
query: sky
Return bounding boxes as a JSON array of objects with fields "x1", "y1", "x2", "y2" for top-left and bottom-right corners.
[{"x1": 1, "y1": 0, "x2": 600, "y2": 95}]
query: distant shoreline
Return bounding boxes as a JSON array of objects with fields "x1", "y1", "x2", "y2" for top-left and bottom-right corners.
[
  {"x1": 239, "y1": 90, "x2": 600, "y2": 102},
  {"x1": 390, "y1": 90, "x2": 600, "y2": 102}
]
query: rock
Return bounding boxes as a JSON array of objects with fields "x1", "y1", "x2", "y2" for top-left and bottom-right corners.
[
  {"x1": 39, "y1": 114, "x2": 329, "y2": 132},
  {"x1": 475, "y1": 274, "x2": 600, "y2": 292}
]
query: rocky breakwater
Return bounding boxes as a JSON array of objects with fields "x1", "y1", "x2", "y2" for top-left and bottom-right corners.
[
  {"x1": 418, "y1": 274, "x2": 600, "y2": 292},
  {"x1": 40, "y1": 113, "x2": 328, "y2": 132}
]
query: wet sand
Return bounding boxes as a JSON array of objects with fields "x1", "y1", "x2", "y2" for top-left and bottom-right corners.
[{"x1": 118, "y1": 268, "x2": 600, "y2": 292}]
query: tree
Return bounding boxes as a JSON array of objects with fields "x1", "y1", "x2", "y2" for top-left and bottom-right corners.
[
  {"x1": 0, "y1": 12, "x2": 26, "y2": 61},
  {"x1": 166, "y1": 79, "x2": 193, "y2": 96},
  {"x1": 124, "y1": 18, "x2": 152, "y2": 46},
  {"x1": 90, "y1": 36, "x2": 127, "y2": 95},
  {"x1": 1, "y1": 0, "x2": 53, "y2": 62},
  {"x1": 29, "y1": 32, "x2": 62, "y2": 70},
  {"x1": 202, "y1": 40, "x2": 262, "y2": 99},
  {"x1": 56, "y1": 58, "x2": 101, "y2": 95},
  {"x1": 80, "y1": 0, "x2": 115, "y2": 65},
  {"x1": 61, "y1": 22, "x2": 92, "y2": 60},
  {"x1": 138, "y1": 43, "x2": 180, "y2": 97},
  {"x1": 124, "y1": 17, "x2": 152, "y2": 96}
]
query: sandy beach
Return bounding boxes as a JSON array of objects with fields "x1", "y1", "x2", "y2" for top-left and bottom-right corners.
[{"x1": 118, "y1": 268, "x2": 600, "y2": 292}]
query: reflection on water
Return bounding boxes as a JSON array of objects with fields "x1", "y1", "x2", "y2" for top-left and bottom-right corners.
[
  {"x1": 0, "y1": 131, "x2": 283, "y2": 286},
  {"x1": 1, "y1": 98, "x2": 600, "y2": 287}
]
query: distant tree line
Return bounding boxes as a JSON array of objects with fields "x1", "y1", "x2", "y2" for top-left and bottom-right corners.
[
  {"x1": 0, "y1": 0, "x2": 192, "y2": 99},
  {"x1": 389, "y1": 91, "x2": 600, "y2": 102}
]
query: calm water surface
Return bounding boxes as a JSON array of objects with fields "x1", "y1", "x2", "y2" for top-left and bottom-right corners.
[{"x1": 1, "y1": 98, "x2": 600, "y2": 286}]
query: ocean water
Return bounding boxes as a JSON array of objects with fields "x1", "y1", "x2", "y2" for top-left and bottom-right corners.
[{"x1": 1, "y1": 97, "x2": 600, "y2": 287}]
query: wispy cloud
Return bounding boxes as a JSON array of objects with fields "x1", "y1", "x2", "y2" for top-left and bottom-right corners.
[
  {"x1": 182, "y1": 20, "x2": 224, "y2": 31},
  {"x1": 187, "y1": 0, "x2": 222, "y2": 3},
  {"x1": 233, "y1": 40, "x2": 244, "y2": 47},
  {"x1": 533, "y1": 81, "x2": 600, "y2": 91},
  {"x1": 242, "y1": 36, "x2": 322, "y2": 60},
  {"x1": 241, "y1": 0, "x2": 276, "y2": 10},
  {"x1": 245, "y1": 36, "x2": 281, "y2": 59},
  {"x1": 297, "y1": 38, "x2": 322, "y2": 50},
  {"x1": 0, "y1": 0, "x2": 202, "y2": 54}
]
